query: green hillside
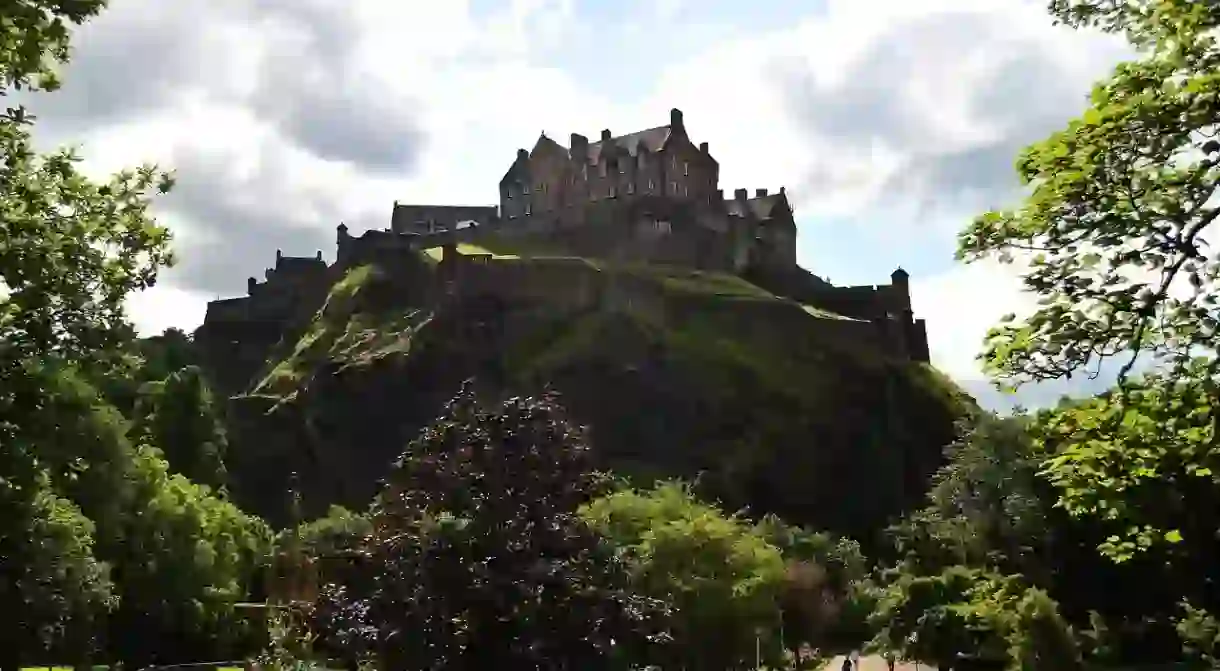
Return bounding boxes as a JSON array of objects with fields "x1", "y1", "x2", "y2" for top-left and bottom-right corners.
[{"x1": 219, "y1": 253, "x2": 973, "y2": 539}]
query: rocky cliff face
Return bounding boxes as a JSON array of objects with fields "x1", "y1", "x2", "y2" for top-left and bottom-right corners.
[{"x1": 203, "y1": 250, "x2": 973, "y2": 539}]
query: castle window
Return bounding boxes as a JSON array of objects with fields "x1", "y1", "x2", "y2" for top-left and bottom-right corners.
[
  {"x1": 627, "y1": 182, "x2": 635, "y2": 195},
  {"x1": 656, "y1": 220, "x2": 671, "y2": 234},
  {"x1": 600, "y1": 162, "x2": 607, "y2": 177},
  {"x1": 683, "y1": 185, "x2": 689, "y2": 196},
  {"x1": 609, "y1": 186, "x2": 617, "y2": 198},
  {"x1": 683, "y1": 161, "x2": 689, "y2": 176},
  {"x1": 670, "y1": 181, "x2": 677, "y2": 194},
  {"x1": 525, "y1": 202, "x2": 532, "y2": 215},
  {"x1": 648, "y1": 179, "x2": 655, "y2": 191},
  {"x1": 523, "y1": 183, "x2": 530, "y2": 194}
]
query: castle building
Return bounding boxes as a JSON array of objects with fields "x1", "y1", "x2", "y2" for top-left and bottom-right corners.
[
  {"x1": 195, "y1": 108, "x2": 931, "y2": 389},
  {"x1": 491, "y1": 108, "x2": 797, "y2": 271}
]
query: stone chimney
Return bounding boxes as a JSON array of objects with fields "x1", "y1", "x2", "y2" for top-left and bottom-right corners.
[
  {"x1": 517, "y1": 148, "x2": 528, "y2": 162},
  {"x1": 699, "y1": 141, "x2": 708, "y2": 153},
  {"x1": 601, "y1": 129, "x2": 612, "y2": 141},
  {"x1": 716, "y1": 189, "x2": 724, "y2": 200},
  {"x1": 734, "y1": 188, "x2": 748, "y2": 201},
  {"x1": 570, "y1": 133, "x2": 588, "y2": 160},
  {"x1": 315, "y1": 250, "x2": 323, "y2": 261},
  {"x1": 247, "y1": 277, "x2": 257, "y2": 295},
  {"x1": 756, "y1": 188, "x2": 768, "y2": 197},
  {"x1": 670, "y1": 108, "x2": 684, "y2": 129},
  {"x1": 336, "y1": 222, "x2": 349, "y2": 242},
  {"x1": 779, "y1": 186, "x2": 786, "y2": 195}
]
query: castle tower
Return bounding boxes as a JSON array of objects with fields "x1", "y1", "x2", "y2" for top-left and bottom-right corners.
[{"x1": 890, "y1": 267, "x2": 911, "y2": 312}]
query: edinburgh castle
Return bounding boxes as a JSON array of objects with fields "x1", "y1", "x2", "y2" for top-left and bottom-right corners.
[{"x1": 196, "y1": 108, "x2": 930, "y2": 391}]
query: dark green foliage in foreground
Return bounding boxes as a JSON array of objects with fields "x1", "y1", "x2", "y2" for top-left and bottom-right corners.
[{"x1": 314, "y1": 385, "x2": 674, "y2": 670}]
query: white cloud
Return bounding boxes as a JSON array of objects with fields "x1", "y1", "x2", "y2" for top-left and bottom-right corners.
[
  {"x1": 910, "y1": 259, "x2": 1038, "y2": 380},
  {"x1": 638, "y1": 0, "x2": 1127, "y2": 218},
  {"x1": 126, "y1": 284, "x2": 212, "y2": 337}
]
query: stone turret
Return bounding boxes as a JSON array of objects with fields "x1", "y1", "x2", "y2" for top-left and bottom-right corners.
[{"x1": 890, "y1": 267, "x2": 911, "y2": 311}]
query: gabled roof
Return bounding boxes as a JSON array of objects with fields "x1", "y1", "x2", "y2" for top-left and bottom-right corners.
[
  {"x1": 583, "y1": 125, "x2": 672, "y2": 164},
  {"x1": 724, "y1": 193, "x2": 794, "y2": 224}
]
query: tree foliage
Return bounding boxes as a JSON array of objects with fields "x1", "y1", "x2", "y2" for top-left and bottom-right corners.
[
  {"x1": 21, "y1": 360, "x2": 271, "y2": 665},
  {"x1": 314, "y1": 385, "x2": 674, "y2": 670},
  {"x1": 950, "y1": 2, "x2": 1220, "y2": 661},
  {"x1": 959, "y1": 0, "x2": 1220, "y2": 385},
  {"x1": 0, "y1": 2, "x2": 177, "y2": 664},
  {"x1": 580, "y1": 481, "x2": 789, "y2": 669},
  {"x1": 131, "y1": 364, "x2": 230, "y2": 489},
  {"x1": 292, "y1": 505, "x2": 373, "y2": 558}
]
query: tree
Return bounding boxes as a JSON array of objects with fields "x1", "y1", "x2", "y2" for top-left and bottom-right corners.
[
  {"x1": 314, "y1": 385, "x2": 673, "y2": 670},
  {"x1": 131, "y1": 365, "x2": 229, "y2": 489},
  {"x1": 18, "y1": 360, "x2": 271, "y2": 665},
  {"x1": 1007, "y1": 588, "x2": 1085, "y2": 671},
  {"x1": 0, "y1": 466, "x2": 115, "y2": 671},
  {"x1": 869, "y1": 566, "x2": 1015, "y2": 670},
  {"x1": 1032, "y1": 370, "x2": 1220, "y2": 659},
  {"x1": 292, "y1": 505, "x2": 373, "y2": 558},
  {"x1": 0, "y1": 1, "x2": 174, "y2": 665},
  {"x1": 0, "y1": 0, "x2": 173, "y2": 375},
  {"x1": 103, "y1": 448, "x2": 271, "y2": 666},
  {"x1": 580, "y1": 481, "x2": 789, "y2": 670},
  {"x1": 959, "y1": 0, "x2": 1220, "y2": 386}
]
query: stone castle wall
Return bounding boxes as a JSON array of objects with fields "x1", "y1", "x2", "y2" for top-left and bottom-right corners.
[
  {"x1": 200, "y1": 215, "x2": 931, "y2": 395},
  {"x1": 433, "y1": 245, "x2": 926, "y2": 362}
]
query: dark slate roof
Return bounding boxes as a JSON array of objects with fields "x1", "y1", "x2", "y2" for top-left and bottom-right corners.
[
  {"x1": 748, "y1": 194, "x2": 786, "y2": 219},
  {"x1": 275, "y1": 256, "x2": 326, "y2": 272},
  {"x1": 724, "y1": 194, "x2": 794, "y2": 224},
  {"x1": 583, "y1": 125, "x2": 672, "y2": 163}
]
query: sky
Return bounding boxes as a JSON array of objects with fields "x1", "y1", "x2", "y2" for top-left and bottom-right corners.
[{"x1": 17, "y1": 0, "x2": 1134, "y2": 409}]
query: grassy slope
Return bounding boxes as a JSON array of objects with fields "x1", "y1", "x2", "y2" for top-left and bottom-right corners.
[{"x1": 240, "y1": 250, "x2": 971, "y2": 534}]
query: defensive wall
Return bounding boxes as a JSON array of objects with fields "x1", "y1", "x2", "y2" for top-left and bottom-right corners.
[
  {"x1": 432, "y1": 244, "x2": 929, "y2": 363},
  {"x1": 198, "y1": 222, "x2": 930, "y2": 395}
]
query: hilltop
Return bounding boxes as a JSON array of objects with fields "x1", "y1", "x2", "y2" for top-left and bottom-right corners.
[{"x1": 194, "y1": 243, "x2": 973, "y2": 539}]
